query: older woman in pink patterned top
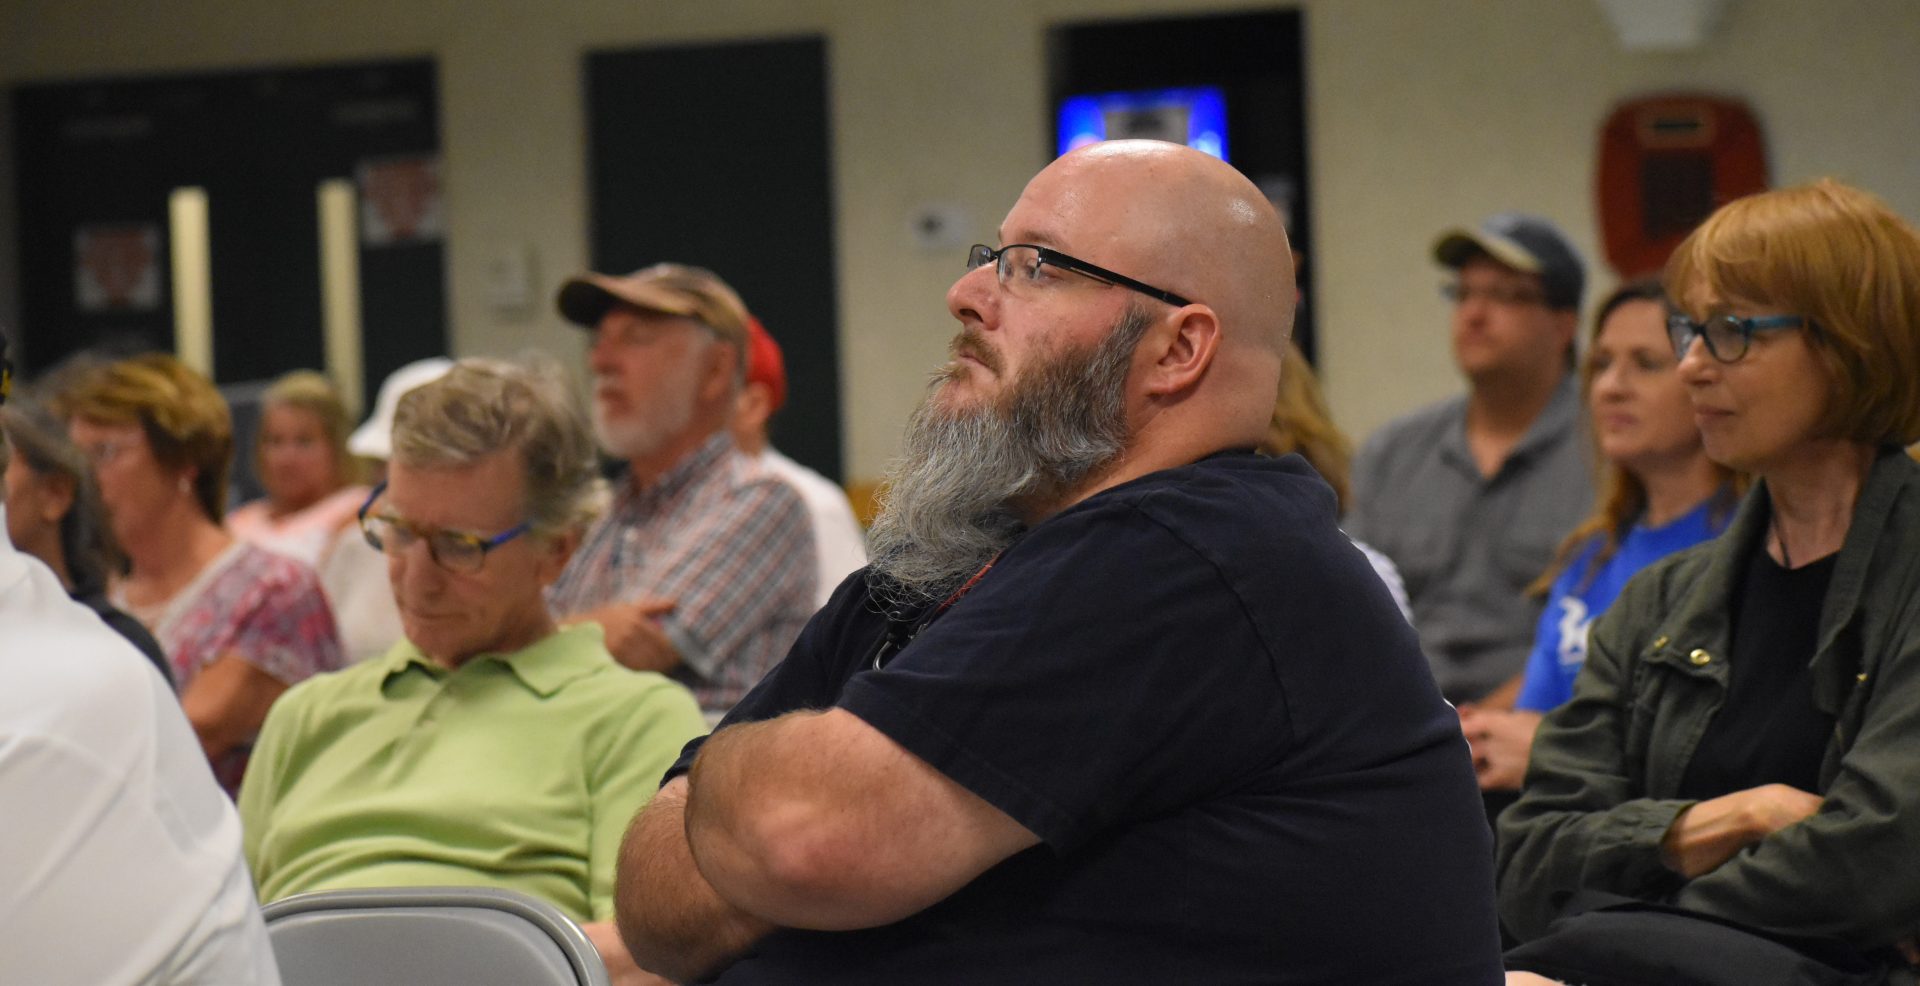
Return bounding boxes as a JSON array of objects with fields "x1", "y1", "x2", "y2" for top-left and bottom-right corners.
[{"x1": 58, "y1": 353, "x2": 342, "y2": 795}]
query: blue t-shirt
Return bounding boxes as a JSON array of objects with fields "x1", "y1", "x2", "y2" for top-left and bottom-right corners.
[{"x1": 1514, "y1": 497, "x2": 1729, "y2": 712}]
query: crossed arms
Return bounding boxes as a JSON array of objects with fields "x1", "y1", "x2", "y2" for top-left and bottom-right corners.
[{"x1": 613, "y1": 708, "x2": 1040, "y2": 982}]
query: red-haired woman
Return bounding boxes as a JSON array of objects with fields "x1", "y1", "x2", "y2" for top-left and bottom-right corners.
[{"x1": 1499, "y1": 180, "x2": 1920, "y2": 965}]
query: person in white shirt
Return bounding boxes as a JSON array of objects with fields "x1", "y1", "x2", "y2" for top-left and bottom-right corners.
[
  {"x1": 730, "y1": 316, "x2": 867, "y2": 607},
  {"x1": 0, "y1": 365, "x2": 282, "y2": 986}
]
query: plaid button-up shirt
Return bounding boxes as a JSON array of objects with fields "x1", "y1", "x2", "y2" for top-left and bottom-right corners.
[{"x1": 547, "y1": 433, "x2": 818, "y2": 713}]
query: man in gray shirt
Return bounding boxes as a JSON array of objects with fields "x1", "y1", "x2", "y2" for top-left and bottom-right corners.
[{"x1": 1347, "y1": 213, "x2": 1593, "y2": 705}]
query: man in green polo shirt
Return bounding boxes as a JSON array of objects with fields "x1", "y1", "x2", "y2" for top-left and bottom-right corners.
[{"x1": 238, "y1": 358, "x2": 705, "y2": 983}]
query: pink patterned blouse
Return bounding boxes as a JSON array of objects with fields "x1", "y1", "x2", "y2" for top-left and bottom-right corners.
[
  {"x1": 122, "y1": 542, "x2": 344, "y2": 795},
  {"x1": 226, "y1": 485, "x2": 370, "y2": 567}
]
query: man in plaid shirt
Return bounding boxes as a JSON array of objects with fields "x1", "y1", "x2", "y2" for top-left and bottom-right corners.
[{"x1": 547, "y1": 263, "x2": 817, "y2": 715}]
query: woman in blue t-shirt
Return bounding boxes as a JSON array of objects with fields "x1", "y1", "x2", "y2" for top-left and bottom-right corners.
[{"x1": 1463, "y1": 278, "x2": 1738, "y2": 791}]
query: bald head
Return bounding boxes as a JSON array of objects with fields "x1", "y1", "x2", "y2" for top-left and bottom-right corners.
[
  {"x1": 1019, "y1": 140, "x2": 1295, "y2": 357},
  {"x1": 988, "y1": 140, "x2": 1294, "y2": 456},
  {"x1": 910, "y1": 141, "x2": 1295, "y2": 535}
]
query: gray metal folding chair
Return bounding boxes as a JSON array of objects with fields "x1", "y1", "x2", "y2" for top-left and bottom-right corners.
[{"x1": 262, "y1": 886, "x2": 612, "y2": 986}]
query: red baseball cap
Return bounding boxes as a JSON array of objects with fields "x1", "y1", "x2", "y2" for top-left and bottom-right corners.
[{"x1": 744, "y1": 316, "x2": 787, "y2": 411}]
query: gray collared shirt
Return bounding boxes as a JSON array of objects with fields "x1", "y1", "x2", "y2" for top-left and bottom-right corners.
[{"x1": 1347, "y1": 376, "x2": 1594, "y2": 703}]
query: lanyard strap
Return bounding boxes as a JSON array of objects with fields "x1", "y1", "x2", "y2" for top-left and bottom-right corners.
[{"x1": 870, "y1": 556, "x2": 999, "y2": 670}]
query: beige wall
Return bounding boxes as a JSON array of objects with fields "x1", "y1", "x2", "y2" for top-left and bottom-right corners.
[
  {"x1": 4, "y1": 0, "x2": 1916, "y2": 479},
  {"x1": 1309, "y1": 0, "x2": 1920, "y2": 442}
]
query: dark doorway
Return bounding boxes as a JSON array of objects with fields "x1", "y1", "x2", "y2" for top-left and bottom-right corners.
[
  {"x1": 11, "y1": 59, "x2": 446, "y2": 396},
  {"x1": 585, "y1": 36, "x2": 843, "y2": 481},
  {"x1": 1049, "y1": 11, "x2": 1314, "y2": 361}
]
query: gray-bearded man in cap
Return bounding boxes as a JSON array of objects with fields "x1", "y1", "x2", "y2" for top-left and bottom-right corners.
[{"x1": 547, "y1": 264, "x2": 817, "y2": 718}]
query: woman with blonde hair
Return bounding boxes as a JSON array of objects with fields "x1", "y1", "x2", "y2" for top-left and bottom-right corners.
[
  {"x1": 226, "y1": 369, "x2": 368, "y2": 566},
  {"x1": 58, "y1": 353, "x2": 343, "y2": 795},
  {"x1": 1462, "y1": 279, "x2": 1738, "y2": 792},
  {"x1": 1498, "y1": 180, "x2": 1920, "y2": 975},
  {"x1": 1259, "y1": 340, "x2": 1411, "y2": 621},
  {"x1": 1261, "y1": 340, "x2": 1356, "y2": 510}
]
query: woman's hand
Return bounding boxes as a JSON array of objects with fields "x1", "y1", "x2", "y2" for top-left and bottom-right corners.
[
  {"x1": 1458, "y1": 706, "x2": 1543, "y2": 791},
  {"x1": 1659, "y1": 783, "x2": 1823, "y2": 879}
]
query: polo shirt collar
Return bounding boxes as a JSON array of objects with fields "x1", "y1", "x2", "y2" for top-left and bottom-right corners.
[{"x1": 378, "y1": 623, "x2": 608, "y2": 698}]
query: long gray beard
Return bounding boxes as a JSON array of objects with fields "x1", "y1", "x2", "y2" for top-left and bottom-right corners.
[{"x1": 866, "y1": 306, "x2": 1151, "y2": 606}]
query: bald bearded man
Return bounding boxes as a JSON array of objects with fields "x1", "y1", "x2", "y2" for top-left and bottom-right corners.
[{"x1": 614, "y1": 141, "x2": 1503, "y2": 984}]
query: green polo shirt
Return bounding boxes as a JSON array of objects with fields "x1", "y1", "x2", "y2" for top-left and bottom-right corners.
[{"x1": 238, "y1": 624, "x2": 705, "y2": 922}]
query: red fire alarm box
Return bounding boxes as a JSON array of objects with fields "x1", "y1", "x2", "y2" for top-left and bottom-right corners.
[{"x1": 1596, "y1": 94, "x2": 1769, "y2": 279}]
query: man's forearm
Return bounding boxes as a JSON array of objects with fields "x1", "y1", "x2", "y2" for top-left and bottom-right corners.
[
  {"x1": 683, "y1": 710, "x2": 1038, "y2": 930},
  {"x1": 615, "y1": 779, "x2": 772, "y2": 982},
  {"x1": 683, "y1": 715, "x2": 834, "y2": 924}
]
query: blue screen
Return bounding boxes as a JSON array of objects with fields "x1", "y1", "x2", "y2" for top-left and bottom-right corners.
[{"x1": 1056, "y1": 86, "x2": 1228, "y2": 161}]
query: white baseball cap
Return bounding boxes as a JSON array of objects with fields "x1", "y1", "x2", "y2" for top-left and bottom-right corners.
[{"x1": 347, "y1": 357, "x2": 455, "y2": 460}]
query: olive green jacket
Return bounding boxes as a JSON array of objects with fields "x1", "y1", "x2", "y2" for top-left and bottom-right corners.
[{"x1": 1497, "y1": 449, "x2": 1920, "y2": 951}]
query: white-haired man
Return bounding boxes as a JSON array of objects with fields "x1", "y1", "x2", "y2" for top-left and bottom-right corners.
[{"x1": 547, "y1": 265, "x2": 817, "y2": 716}]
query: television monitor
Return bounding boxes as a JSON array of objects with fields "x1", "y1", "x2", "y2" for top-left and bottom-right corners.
[{"x1": 1056, "y1": 86, "x2": 1228, "y2": 161}]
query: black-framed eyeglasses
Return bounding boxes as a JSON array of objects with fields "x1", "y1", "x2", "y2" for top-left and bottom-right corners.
[
  {"x1": 1666, "y1": 312, "x2": 1808, "y2": 363},
  {"x1": 357, "y1": 480, "x2": 532, "y2": 574},
  {"x1": 967, "y1": 244, "x2": 1192, "y2": 307},
  {"x1": 1439, "y1": 281, "x2": 1546, "y2": 308}
]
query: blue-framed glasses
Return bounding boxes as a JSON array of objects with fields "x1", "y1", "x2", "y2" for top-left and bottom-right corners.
[
  {"x1": 357, "y1": 481, "x2": 532, "y2": 574},
  {"x1": 967, "y1": 243, "x2": 1192, "y2": 307},
  {"x1": 1667, "y1": 312, "x2": 1808, "y2": 363}
]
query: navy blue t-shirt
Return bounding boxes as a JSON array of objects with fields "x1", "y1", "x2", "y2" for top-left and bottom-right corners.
[{"x1": 670, "y1": 452, "x2": 1503, "y2": 984}]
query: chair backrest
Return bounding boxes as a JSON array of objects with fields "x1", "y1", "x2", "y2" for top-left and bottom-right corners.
[{"x1": 262, "y1": 886, "x2": 612, "y2": 986}]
